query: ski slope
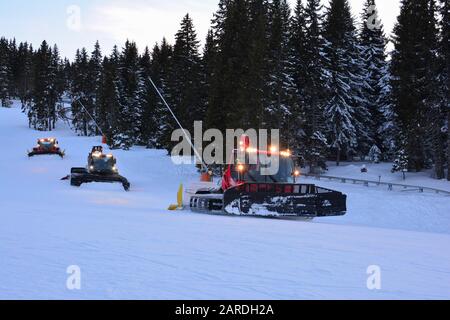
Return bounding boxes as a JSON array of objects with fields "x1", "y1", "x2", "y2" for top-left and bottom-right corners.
[{"x1": 0, "y1": 103, "x2": 449, "y2": 300}]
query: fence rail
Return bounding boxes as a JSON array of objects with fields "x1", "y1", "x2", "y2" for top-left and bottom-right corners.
[{"x1": 302, "y1": 174, "x2": 450, "y2": 196}]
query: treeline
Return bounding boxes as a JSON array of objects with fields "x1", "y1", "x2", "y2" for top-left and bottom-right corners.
[{"x1": 0, "y1": 0, "x2": 449, "y2": 179}]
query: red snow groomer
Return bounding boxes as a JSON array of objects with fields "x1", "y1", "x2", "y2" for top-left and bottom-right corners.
[
  {"x1": 189, "y1": 137, "x2": 347, "y2": 219},
  {"x1": 28, "y1": 138, "x2": 65, "y2": 158}
]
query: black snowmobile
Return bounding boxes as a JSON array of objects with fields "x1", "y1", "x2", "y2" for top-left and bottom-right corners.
[
  {"x1": 70, "y1": 146, "x2": 130, "y2": 191},
  {"x1": 28, "y1": 138, "x2": 65, "y2": 158}
]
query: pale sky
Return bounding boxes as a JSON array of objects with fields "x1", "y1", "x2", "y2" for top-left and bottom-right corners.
[{"x1": 0, "y1": 0, "x2": 401, "y2": 59}]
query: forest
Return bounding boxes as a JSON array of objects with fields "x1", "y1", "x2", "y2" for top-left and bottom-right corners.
[{"x1": 0, "y1": 0, "x2": 448, "y2": 179}]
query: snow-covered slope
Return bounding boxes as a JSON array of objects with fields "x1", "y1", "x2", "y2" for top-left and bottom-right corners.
[
  {"x1": 324, "y1": 162, "x2": 450, "y2": 192},
  {"x1": 0, "y1": 103, "x2": 449, "y2": 300}
]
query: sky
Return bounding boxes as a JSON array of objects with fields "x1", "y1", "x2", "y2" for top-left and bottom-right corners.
[{"x1": 0, "y1": 0, "x2": 401, "y2": 59}]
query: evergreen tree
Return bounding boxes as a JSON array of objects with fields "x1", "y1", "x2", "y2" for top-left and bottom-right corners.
[
  {"x1": 98, "y1": 46, "x2": 121, "y2": 146},
  {"x1": 164, "y1": 13, "x2": 204, "y2": 151},
  {"x1": 0, "y1": 37, "x2": 12, "y2": 107},
  {"x1": 424, "y1": 0, "x2": 446, "y2": 179},
  {"x1": 89, "y1": 41, "x2": 103, "y2": 135},
  {"x1": 48, "y1": 45, "x2": 64, "y2": 129},
  {"x1": 439, "y1": 0, "x2": 450, "y2": 180},
  {"x1": 391, "y1": 0, "x2": 441, "y2": 172},
  {"x1": 112, "y1": 40, "x2": 145, "y2": 149},
  {"x1": 29, "y1": 41, "x2": 58, "y2": 130},
  {"x1": 360, "y1": 0, "x2": 392, "y2": 157},
  {"x1": 266, "y1": 0, "x2": 298, "y2": 148},
  {"x1": 323, "y1": 0, "x2": 364, "y2": 165},
  {"x1": 8, "y1": 38, "x2": 18, "y2": 99},
  {"x1": 70, "y1": 48, "x2": 96, "y2": 136},
  {"x1": 16, "y1": 42, "x2": 35, "y2": 108},
  {"x1": 392, "y1": 135, "x2": 409, "y2": 179},
  {"x1": 208, "y1": 0, "x2": 270, "y2": 134},
  {"x1": 245, "y1": 0, "x2": 270, "y2": 129},
  {"x1": 296, "y1": 0, "x2": 330, "y2": 172},
  {"x1": 141, "y1": 39, "x2": 174, "y2": 149},
  {"x1": 202, "y1": 30, "x2": 217, "y2": 121}
]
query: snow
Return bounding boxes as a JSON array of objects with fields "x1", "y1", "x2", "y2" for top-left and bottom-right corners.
[
  {"x1": 323, "y1": 162, "x2": 450, "y2": 192},
  {"x1": 1, "y1": 102, "x2": 450, "y2": 300}
]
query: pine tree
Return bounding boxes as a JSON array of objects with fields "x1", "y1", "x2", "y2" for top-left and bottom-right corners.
[
  {"x1": 165, "y1": 13, "x2": 204, "y2": 149},
  {"x1": 424, "y1": 0, "x2": 446, "y2": 179},
  {"x1": 70, "y1": 48, "x2": 96, "y2": 136},
  {"x1": 98, "y1": 46, "x2": 121, "y2": 146},
  {"x1": 392, "y1": 135, "x2": 409, "y2": 179},
  {"x1": 360, "y1": 0, "x2": 392, "y2": 158},
  {"x1": 8, "y1": 38, "x2": 18, "y2": 99},
  {"x1": 29, "y1": 41, "x2": 58, "y2": 130},
  {"x1": 16, "y1": 42, "x2": 35, "y2": 108},
  {"x1": 439, "y1": 0, "x2": 450, "y2": 180},
  {"x1": 0, "y1": 37, "x2": 12, "y2": 107},
  {"x1": 245, "y1": 0, "x2": 270, "y2": 129},
  {"x1": 89, "y1": 41, "x2": 103, "y2": 135},
  {"x1": 150, "y1": 39, "x2": 173, "y2": 148},
  {"x1": 113, "y1": 40, "x2": 145, "y2": 149},
  {"x1": 266, "y1": 0, "x2": 298, "y2": 148},
  {"x1": 323, "y1": 0, "x2": 363, "y2": 165},
  {"x1": 48, "y1": 45, "x2": 64, "y2": 129},
  {"x1": 296, "y1": 0, "x2": 330, "y2": 172},
  {"x1": 378, "y1": 67, "x2": 397, "y2": 159},
  {"x1": 202, "y1": 30, "x2": 217, "y2": 120},
  {"x1": 391, "y1": 0, "x2": 441, "y2": 172}
]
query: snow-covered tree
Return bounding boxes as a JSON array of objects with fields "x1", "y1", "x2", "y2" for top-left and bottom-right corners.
[
  {"x1": 266, "y1": 0, "x2": 299, "y2": 147},
  {"x1": 162, "y1": 14, "x2": 205, "y2": 150},
  {"x1": 98, "y1": 46, "x2": 121, "y2": 147},
  {"x1": 392, "y1": 136, "x2": 409, "y2": 180},
  {"x1": 0, "y1": 38, "x2": 12, "y2": 107},
  {"x1": 89, "y1": 41, "x2": 103, "y2": 134},
  {"x1": 112, "y1": 40, "x2": 146, "y2": 150},
  {"x1": 28, "y1": 41, "x2": 60, "y2": 131},
  {"x1": 439, "y1": 0, "x2": 450, "y2": 180},
  {"x1": 296, "y1": 0, "x2": 330, "y2": 171},
  {"x1": 70, "y1": 48, "x2": 96, "y2": 136},
  {"x1": 368, "y1": 144, "x2": 382, "y2": 163},
  {"x1": 391, "y1": 0, "x2": 441, "y2": 173},
  {"x1": 323, "y1": 0, "x2": 364, "y2": 165},
  {"x1": 360, "y1": 0, "x2": 393, "y2": 155}
]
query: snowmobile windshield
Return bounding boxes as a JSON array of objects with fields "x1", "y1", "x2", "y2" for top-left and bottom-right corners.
[
  {"x1": 231, "y1": 157, "x2": 295, "y2": 183},
  {"x1": 39, "y1": 141, "x2": 54, "y2": 149},
  {"x1": 92, "y1": 157, "x2": 114, "y2": 172}
]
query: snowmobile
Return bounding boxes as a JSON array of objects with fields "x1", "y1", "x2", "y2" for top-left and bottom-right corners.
[
  {"x1": 69, "y1": 146, "x2": 130, "y2": 191},
  {"x1": 28, "y1": 138, "x2": 65, "y2": 158},
  {"x1": 187, "y1": 141, "x2": 347, "y2": 219}
]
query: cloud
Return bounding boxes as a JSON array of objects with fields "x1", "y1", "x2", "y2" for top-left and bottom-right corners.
[{"x1": 84, "y1": 0, "x2": 216, "y2": 51}]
